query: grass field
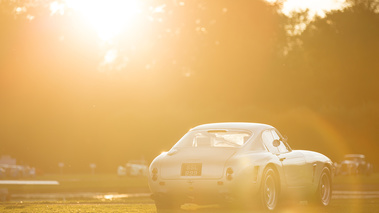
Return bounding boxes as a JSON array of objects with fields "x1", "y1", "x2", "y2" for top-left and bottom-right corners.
[
  {"x1": 0, "y1": 202, "x2": 157, "y2": 213},
  {"x1": 0, "y1": 198, "x2": 378, "y2": 213}
]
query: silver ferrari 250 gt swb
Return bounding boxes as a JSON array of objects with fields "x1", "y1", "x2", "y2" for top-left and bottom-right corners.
[{"x1": 148, "y1": 123, "x2": 333, "y2": 211}]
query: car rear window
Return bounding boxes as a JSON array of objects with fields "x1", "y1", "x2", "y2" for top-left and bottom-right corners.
[{"x1": 173, "y1": 130, "x2": 252, "y2": 148}]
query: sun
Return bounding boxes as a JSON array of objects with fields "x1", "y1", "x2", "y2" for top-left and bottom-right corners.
[{"x1": 63, "y1": 0, "x2": 142, "y2": 42}]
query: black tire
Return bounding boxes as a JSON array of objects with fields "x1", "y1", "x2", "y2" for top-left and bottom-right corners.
[
  {"x1": 312, "y1": 167, "x2": 332, "y2": 206},
  {"x1": 260, "y1": 167, "x2": 279, "y2": 211}
]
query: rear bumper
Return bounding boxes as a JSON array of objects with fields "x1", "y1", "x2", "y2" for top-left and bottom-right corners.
[{"x1": 149, "y1": 178, "x2": 259, "y2": 204}]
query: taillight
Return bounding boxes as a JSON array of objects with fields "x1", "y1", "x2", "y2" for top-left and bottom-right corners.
[
  {"x1": 152, "y1": 168, "x2": 158, "y2": 174},
  {"x1": 226, "y1": 167, "x2": 233, "y2": 181}
]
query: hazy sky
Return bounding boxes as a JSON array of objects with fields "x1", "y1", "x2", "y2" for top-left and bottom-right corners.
[{"x1": 267, "y1": 0, "x2": 347, "y2": 16}]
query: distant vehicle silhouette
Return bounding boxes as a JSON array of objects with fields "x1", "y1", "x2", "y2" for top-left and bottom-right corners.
[
  {"x1": 335, "y1": 154, "x2": 373, "y2": 176},
  {"x1": 118, "y1": 160, "x2": 148, "y2": 177}
]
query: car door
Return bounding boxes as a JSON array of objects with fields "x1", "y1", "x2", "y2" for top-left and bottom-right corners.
[{"x1": 262, "y1": 129, "x2": 307, "y2": 188}]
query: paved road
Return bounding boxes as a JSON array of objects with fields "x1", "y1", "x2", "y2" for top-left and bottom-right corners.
[
  {"x1": 10, "y1": 192, "x2": 151, "y2": 201},
  {"x1": 333, "y1": 190, "x2": 379, "y2": 199},
  {"x1": 9, "y1": 190, "x2": 379, "y2": 201}
]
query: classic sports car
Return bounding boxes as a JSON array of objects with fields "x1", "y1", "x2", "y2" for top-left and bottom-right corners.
[
  {"x1": 148, "y1": 123, "x2": 333, "y2": 211},
  {"x1": 335, "y1": 154, "x2": 373, "y2": 176},
  {"x1": 117, "y1": 160, "x2": 148, "y2": 177}
]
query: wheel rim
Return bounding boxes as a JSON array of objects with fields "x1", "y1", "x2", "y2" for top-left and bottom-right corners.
[
  {"x1": 263, "y1": 172, "x2": 277, "y2": 210},
  {"x1": 320, "y1": 172, "x2": 331, "y2": 206}
]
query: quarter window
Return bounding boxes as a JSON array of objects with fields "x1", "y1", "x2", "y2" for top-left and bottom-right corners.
[
  {"x1": 272, "y1": 130, "x2": 290, "y2": 153},
  {"x1": 262, "y1": 129, "x2": 290, "y2": 154},
  {"x1": 262, "y1": 130, "x2": 278, "y2": 154}
]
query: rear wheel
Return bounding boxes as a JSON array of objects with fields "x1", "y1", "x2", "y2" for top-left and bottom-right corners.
[
  {"x1": 260, "y1": 167, "x2": 279, "y2": 211},
  {"x1": 312, "y1": 167, "x2": 332, "y2": 206}
]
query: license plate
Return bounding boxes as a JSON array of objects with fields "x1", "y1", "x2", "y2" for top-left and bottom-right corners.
[{"x1": 181, "y1": 163, "x2": 202, "y2": 176}]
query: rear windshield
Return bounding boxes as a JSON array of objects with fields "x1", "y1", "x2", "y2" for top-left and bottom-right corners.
[{"x1": 173, "y1": 130, "x2": 253, "y2": 148}]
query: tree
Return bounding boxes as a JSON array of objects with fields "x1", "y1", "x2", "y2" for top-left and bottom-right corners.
[
  {"x1": 280, "y1": 0, "x2": 379, "y2": 107},
  {"x1": 276, "y1": 0, "x2": 379, "y2": 166}
]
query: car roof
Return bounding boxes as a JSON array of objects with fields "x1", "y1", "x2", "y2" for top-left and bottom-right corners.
[{"x1": 190, "y1": 122, "x2": 273, "y2": 132}]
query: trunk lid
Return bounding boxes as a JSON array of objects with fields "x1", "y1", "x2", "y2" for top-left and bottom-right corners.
[{"x1": 160, "y1": 148, "x2": 236, "y2": 180}]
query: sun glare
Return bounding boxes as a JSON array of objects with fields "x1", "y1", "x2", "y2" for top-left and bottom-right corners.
[{"x1": 63, "y1": 0, "x2": 142, "y2": 42}]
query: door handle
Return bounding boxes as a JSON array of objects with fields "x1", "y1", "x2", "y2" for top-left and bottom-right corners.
[{"x1": 279, "y1": 157, "x2": 286, "y2": 161}]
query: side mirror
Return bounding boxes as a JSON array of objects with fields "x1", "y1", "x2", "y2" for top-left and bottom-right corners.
[{"x1": 273, "y1": 139, "x2": 280, "y2": 147}]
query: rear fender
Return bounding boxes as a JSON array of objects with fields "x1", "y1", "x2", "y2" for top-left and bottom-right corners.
[{"x1": 227, "y1": 153, "x2": 283, "y2": 196}]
